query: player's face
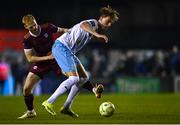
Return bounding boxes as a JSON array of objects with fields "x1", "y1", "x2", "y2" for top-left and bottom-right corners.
[
  {"x1": 99, "y1": 16, "x2": 113, "y2": 30},
  {"x1": 24, "y1": 20, "x2": 38, "y2": 32}
]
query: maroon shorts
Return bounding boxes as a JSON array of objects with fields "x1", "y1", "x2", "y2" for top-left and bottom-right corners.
[{"x1": 29, "y1": 59, "x2": 62, "y2": 78}]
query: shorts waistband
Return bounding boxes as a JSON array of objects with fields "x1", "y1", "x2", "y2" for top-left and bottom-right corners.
[{"x1": 53, "y1": 40, "x2": 71, "y2": 51}]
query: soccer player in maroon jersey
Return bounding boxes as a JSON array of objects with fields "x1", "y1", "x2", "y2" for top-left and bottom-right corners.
[
  {"x1": 17, "y1": 14, "x2": 67, "y2": 119},
  {"x1": 18, "y1": 14, "x2": 104, "y2": 119}
]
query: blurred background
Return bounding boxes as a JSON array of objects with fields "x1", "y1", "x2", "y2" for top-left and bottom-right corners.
[{"x1": 1, "y1": 0, "x2": 180, "y2": 95}]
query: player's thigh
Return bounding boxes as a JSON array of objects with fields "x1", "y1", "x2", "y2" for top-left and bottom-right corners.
[
  {"x1": 52, "y1": 41, "x2": 78, "y2": 76},
  {"x1": 51, "y1": 60, "x2": 63, "y2": 75},
  {"x1": 75, "y1": 57, "x2": 88, "y2": 78},
  {"x1": 23, "y1": 72, "x2": 40, "y2": 91}
]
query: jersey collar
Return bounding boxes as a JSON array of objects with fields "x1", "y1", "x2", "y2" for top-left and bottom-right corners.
[{"x1": 29, "y1": 25, "x2": 41, "y2": 37}]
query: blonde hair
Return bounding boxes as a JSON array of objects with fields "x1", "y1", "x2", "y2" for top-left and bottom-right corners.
[
  {"x1": 22, "y1": 14, "x2": 36, "y2": 25},
  {"x1": 100, "y1": 5, "x2": 119, "y2": 23}
]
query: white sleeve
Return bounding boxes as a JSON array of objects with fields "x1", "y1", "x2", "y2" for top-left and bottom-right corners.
[{"x1": 81, "y1": 19, "x2": 98, "y2": 30}]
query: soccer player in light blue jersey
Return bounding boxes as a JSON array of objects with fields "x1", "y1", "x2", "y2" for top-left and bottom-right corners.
[{"x1": 42, "y1": 6, "x2": 119, "y2": 117}]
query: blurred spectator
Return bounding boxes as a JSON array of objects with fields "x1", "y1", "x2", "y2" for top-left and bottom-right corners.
[
  {"x1": 134, "y1": 51, "x2": 146, "y2": 76},
  {"x1": 143, "y1": 51, "x2": 156, "y2": 76},
  {"x1": 105, "y1": 49, "x2": 124, "y2": 76},
  {"x1": 152, "y1": 51, "x2": 166, "y2": 76},
  {"x1": 0, "y1": 56, "x2": 11, "y2": 94},
  {"x1": 1, "y1": 45, "x2": 180, "y2": 95},
  {"x1": 124, "y1": 50, "x2": 136, "y2": 75},
  {"x1": 11, "y1": 52, "x2": 29, "y2": 95},
  {"x1": 91, "y1": 49, "x2": 101, "y2": 76},
  {"x1": 169, "y1": 45, "x2": 180, "y2": 75},
  {"x1": 163, "y1": 51, "x2": 171, "y2": 75}
]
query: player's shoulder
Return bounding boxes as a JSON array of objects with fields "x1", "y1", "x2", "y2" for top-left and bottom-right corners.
[
  {"x1": 41, "y1": 23, "x2": 55, "y2": 29},
  {"x1": 41, "y1": 23, "x2": 50, "y2": 29},
  {"x1": 82, "y1": 19, "x2": 97, "y2": 23},
  {"x1": 81, "y1": 19, "x2": 98, "y2": 27},
  {"x1": 81, "y1": 19, "x2": 98, "y2": 25},
  {"x1": 24, "y1": 32, "x2": 31, "y2": 40}
]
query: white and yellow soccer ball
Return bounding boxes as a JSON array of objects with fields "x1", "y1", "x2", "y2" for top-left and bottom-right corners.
[{"x1": 99, "y1": 102, "x2": 115, "y2": 117}]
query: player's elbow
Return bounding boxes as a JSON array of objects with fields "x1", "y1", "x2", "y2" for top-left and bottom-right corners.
[
  {"x1": 27, "y1": 58, "x2": 32, "y2": 63},
  {"x1": 26, "y1": 57, "x2": 34, "y2": 63}
]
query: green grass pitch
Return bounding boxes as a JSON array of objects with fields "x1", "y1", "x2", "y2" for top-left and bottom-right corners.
[{"x1": 0, "y1": 93, "x2": 180, "y2": 124}]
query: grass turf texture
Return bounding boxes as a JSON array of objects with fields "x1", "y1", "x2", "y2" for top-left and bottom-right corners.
[{"x1": 0, "y1": 93, "x2": 180, "y2": 124}]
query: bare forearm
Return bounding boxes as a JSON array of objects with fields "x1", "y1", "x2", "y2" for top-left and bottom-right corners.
[
  {"x1": 27, "y1": 56, "x2": 50, "y2": 63},
  {"x1": 24, "y1": 49, "x2": 53, "y2": 63},
  {"x1": 58, "y1": 27, "x2": 69, "y2": 33},
  {"x1": 61, "y1": 28, "x2": 68, "y2": 33}
]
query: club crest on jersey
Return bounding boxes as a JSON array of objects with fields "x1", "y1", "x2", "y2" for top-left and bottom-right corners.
[
  {"x1": 33, "y1": 66, "x2": 38, "y2": 70},
  {"x1": 44, "y1": 33, "x2": 48, "y2": 38}
]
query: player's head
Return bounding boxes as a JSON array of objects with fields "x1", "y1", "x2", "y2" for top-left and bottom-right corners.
[
  {"x1": 98, "y1": 6, "x2": 119, "y2": 30},
  {"x1": 22, "y1": 14, "x2": 38, "y2": 32}
]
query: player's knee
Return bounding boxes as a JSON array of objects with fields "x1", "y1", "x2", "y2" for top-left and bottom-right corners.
[
  {"x1": 68, "y1": 76, "x2": 80, "y2": 84},
  {"x1": 77, "y1": 76, "x2": 89, "y2": 87},
  {"x1": 85, "y1": 75, "x2": 89, "y2": 81},
  {"x1": 80, "y1": 76, "x2": 89, "y2": 83},
  {"x1": 23, "y1": 86, "x2": 31, "y2": 96}
]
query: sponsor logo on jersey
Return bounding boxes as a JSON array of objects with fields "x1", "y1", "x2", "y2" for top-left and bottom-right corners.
[
  {"x1": 33, "y1": 66, "x2": 38, "y2": 70},
  {"x1": 44, "y1": 33, "x2": 48, "y2": 38}
]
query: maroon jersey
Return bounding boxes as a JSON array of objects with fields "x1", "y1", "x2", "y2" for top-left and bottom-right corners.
[{"x1": 23, "y1": 23, "x2": 58, "y2": 56}]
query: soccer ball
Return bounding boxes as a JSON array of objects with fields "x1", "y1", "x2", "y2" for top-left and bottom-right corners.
[{"x1": 99, "y1": 102, "x2": 115, "y2": 117}]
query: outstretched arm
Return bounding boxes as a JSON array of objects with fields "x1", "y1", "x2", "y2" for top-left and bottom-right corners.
[
  {"x1": 24, "y1": 49, "x2": 54, "y2": 63},
  {"x1": 80, "y1": 22, "x2": 108, "y2": 43}
]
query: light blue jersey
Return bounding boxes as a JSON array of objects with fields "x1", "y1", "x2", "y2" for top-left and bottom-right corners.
[
  {"x1": 52, "y1": 19, "x2": 98, "y2": 73},
  {"x1": 57, "y1": 19, "x2": 98, "y2": 53}
]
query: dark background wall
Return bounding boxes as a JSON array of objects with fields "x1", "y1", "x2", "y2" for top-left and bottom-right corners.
[{"x1": 1, "y1": 0, "x2": 180, "y2": 49}]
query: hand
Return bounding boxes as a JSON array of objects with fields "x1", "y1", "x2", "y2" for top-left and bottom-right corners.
[
  {"x1": 47, "y1": 54, "x2": 54, "y2": 60},
  {"x1": 96, "y1": 34, "x2": 108, "y2": 43}
]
